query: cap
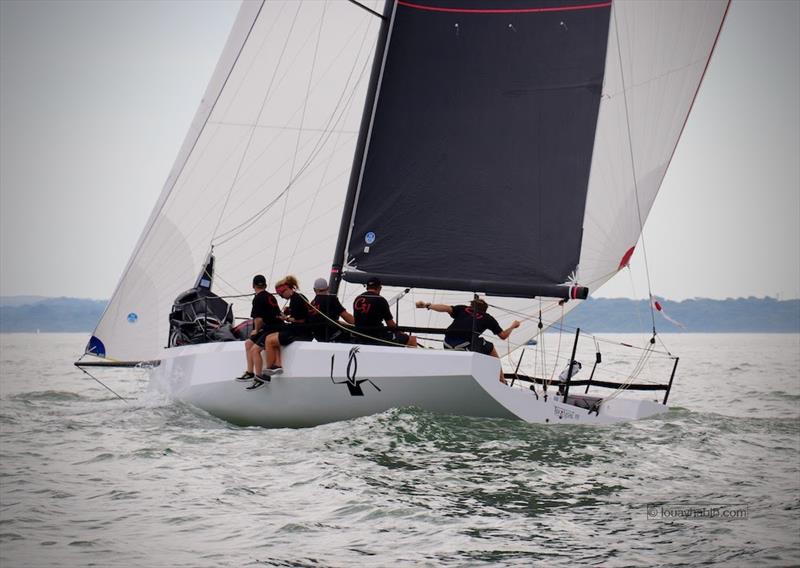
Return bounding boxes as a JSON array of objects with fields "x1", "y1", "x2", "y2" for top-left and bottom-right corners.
[
  {"x1": 313, "y1": 277, "x2": 328, "y2": 290},
  {"x1": 366, "y1": 276, "x2": 382, "y2": 288},
  {"x1": 252, "y1": 274, "x2": 267, "y2": 287}
]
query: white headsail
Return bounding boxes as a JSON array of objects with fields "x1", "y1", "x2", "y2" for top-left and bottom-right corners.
[{"x1": 89, "y1": 0, "x2": 383, "y2": 361}]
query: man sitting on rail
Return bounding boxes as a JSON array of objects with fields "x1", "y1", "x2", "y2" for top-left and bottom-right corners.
[{"x1": 353, "y1": 277, "x2": 417, "y2": 347}]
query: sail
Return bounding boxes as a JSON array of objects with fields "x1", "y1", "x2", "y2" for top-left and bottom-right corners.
[
  {"x1": 339, "y1": 0, "x2": 728, "y2": 354},
  {"x1": 342, "y1": 0, "x2": 611, "y2": 298},
  {"x1": 88, "y1": 0, "x2": 384, "y2": 361},
  {"x1": 340, "y1": 0, "x2": 728, "y2": 302},
  {"x1": 88, "y1": 0, "x2": 728, "y2": 362}
]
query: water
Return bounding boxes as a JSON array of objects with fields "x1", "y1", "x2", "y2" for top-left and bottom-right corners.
[{"x1": 1, "y1": 333, "x2": 798, "y2": 567}]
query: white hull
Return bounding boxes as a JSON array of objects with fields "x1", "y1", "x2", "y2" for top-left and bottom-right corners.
[{"x1": 150, "y1": 342, "x2": 668, "y2": 428}]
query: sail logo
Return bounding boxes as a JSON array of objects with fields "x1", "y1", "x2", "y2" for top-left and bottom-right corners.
[{"x1": 329, "y1": 346, "x2": 381, "y2": 397}]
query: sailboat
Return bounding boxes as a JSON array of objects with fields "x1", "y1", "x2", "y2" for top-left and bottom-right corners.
[{"x1": 77, "y1": 0, "x2": 729, "y2": 428}]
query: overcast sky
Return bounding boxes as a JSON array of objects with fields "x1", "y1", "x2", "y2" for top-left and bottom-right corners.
[{"x1": 1, "y1": 0, "x2": 798, "y2": 301}]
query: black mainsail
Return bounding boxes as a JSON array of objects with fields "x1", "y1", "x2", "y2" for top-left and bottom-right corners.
[{"x1": 335, "y1": 0, "x2": 612, "y2": 298}]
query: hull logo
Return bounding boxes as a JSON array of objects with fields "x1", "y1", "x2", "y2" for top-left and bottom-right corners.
[
  {"x1": 554, "y1": 405, "x2": 579, "y2": 421},
  {"x1": 330, "y1": 346, "x2": 381, "y2": 397}
]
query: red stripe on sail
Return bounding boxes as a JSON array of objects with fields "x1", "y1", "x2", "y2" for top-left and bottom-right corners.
[
  {"x1": 396, "y1": 1, "x2": 612, "y2": 15},
  {"x1": 618, "y1": 246, "x2": 635, "y2": 270}
]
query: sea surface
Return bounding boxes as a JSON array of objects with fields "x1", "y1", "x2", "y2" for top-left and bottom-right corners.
[{"x1": 1, "y1": 333, "x2": 798, "y2": 567}]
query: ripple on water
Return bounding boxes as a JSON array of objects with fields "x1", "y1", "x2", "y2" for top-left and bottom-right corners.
[{"x1": 0, "y1": 334, "x2": 799, "y2": 567}]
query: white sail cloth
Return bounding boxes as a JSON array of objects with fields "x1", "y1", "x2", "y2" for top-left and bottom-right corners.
[
  {"x1": 90, "y1": 0, "x2": 382, "y2": 361},
  {"x1": 89, "y1": 0, "x2": 728, "y2": 362}
]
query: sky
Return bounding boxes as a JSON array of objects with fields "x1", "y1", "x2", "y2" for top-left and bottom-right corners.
[{"x1": 0, "y1": 0, "x2": 798, "y2": 302}]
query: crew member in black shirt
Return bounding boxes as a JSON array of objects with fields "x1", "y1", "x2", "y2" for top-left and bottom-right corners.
[
  {"x1": 235, "y1": 274, "x2": 283, "y2": 383},
  {"x1": 254, "y1": 275, "x2": 313, "y2": 385},
  {"x1": 353, "y1": 277, "x2": 417, "y2": 347},
  {"x1": 308, "y1": 277, "x2": 354, "y2": 342},
  {"x1": 416, "y1": 297, "x2": 520, "y2": 382}
]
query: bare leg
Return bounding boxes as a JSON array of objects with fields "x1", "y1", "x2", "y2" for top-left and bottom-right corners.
[
  {"x1": 407, "y1": 335, "x2": 418, "y2": 348},
  {"x1": 490, "y1": 347, "x2": 507, "y2": 384},
  {"x1": 265, "y1": 333, "x2": 280, "y2": 368},
  {"x1": 251, "y1": 344, "x2": 265, "y2": 375},
  {"x1": 244, "y1": 339, "x2": 255, "y2": 372},
  {"x1": 271, "y1": 335, "x2": 284, "y2": 368}
]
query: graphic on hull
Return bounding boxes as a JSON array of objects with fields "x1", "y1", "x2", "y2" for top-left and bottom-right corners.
[{"x1": 329, "y1": 346, "x2": 381, "y2": 397}]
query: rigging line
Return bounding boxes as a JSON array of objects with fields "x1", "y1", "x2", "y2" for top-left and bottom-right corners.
[
  {"x1": 213, "y1": 146, "x2": 351, "y2": 251},
  {"x1": 627, "y1": 266, "x2": 646, "y2": 335},
  {"x1": 536, "y1": 349, "x2": 661, "y2": 385},
  {"x1": 77, "y1": 366, "x2": 130, "y2": 403},
  {"x1": 297, "y1": 294, "x2": 416, "y2": 349},
  {"x1": 548, "y1": 304, "x2": 565, "y2": 382},
  {"x1": 538, "y1": 299, "x2": 547, "y2": 380},
  {"x1": 205, "y1": 122, "x2": 358, "y2": 134},
  {"x1": 270, "y1": 0, "x2": 329, "y2": 282},
  {"x1": 214, "y1": 272, "x2": 246, "y2": 296},
  {"x1": 603, "y1": 344, "x2": 654, "y2": 404},
  {"x1": 205, "y1": 18, "x2": 370, "y2": 246},
  {"x1": 532, "y1": 314, "x2": 673, "y2": 356},
  {"x1": 210, "y1": 1, "x2": 302, "y2": 244},
  {"x1": 211, "y1": 34, "x2": 373, "y2": 244},
  {"x1": 212, "y1": 135, "x2": 352, "y2": 250},
  {"x1": 90, "y1": 1, "x2": 268, "y2": 342},
  {"x1": 612, "y1": 3, "x2": 657, "y2": 335},
  {"x1": 346, "y1": 0, "x2": 386, "y2": 20},
  {"x1": 211, "y1": 40, "x2": 373, "y2": 247},
  {"x1": 285, "y1": 16, "x2": 376, "y2": 268}
]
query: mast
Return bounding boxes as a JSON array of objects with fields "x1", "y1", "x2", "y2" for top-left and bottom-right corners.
[{"x1": 330, "y1": 0, "x2": 395, "y2": 296}]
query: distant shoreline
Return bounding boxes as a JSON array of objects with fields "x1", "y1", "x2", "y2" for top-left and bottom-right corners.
[{"x1": 1, "y1": 296, "x2": 798, "y2": 334}]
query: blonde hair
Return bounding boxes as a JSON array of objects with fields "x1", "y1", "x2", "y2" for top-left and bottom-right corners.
[{"x1": 276, "y1": 275, "x2": 299, "y2": 289}]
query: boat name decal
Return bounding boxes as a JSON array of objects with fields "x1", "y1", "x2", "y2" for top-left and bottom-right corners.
[
  {"x1": 554, "y1": 405, "x2": 579, "y2": 421},
  {"x1": 329, "y1": 346, "x2": 382, "y2": 397}
]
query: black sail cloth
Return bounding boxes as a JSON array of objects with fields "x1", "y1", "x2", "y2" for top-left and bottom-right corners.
[{"x1": 342, "y1": 0, "x2": 610, "y2": 299}]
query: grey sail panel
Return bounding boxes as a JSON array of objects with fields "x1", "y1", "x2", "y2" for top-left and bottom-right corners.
[{"x1": 343, "y1": 0, "x2": 611, "y2": 296}]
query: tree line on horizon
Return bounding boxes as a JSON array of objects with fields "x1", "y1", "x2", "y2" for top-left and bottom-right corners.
[{"x1": 0, "y1": 296, "x2": 798, "y2": 334}]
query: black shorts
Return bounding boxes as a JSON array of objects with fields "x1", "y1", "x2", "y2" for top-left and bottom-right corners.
[
  {"x1": 312, "y1": 326, "x2": 345, "y2": 343},
  {"x1": 391, "y1": 332, "x2": 411, "y2": 346},
  {"x1": 250, "y1": 325, "x2": 283, "y2": 347},
  {"x1": 278, "y1": 328, "x2": 312, "y2": 347},
  {"x1": 471, "y1": 337, "x2": 494, "y2": 355},
  {"x1": 357, "y1": 329, "x2": 409, "y2": 346},
  {"x1": 445, "y1": 336, "x2": 493, "y2": 355},
  {"x1": 249, "y1": 329, "x2": 267, "y2": 347}
]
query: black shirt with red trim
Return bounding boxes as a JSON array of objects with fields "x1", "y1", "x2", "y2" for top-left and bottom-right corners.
[
  {"x1": 251, "y1": 290, "x2": 282, "y2": 329},
  {"x1": 309, "y1": 294, "x2": 346, "y2": 324},
  {"x1": 353, "y1": 291, "x2": 393, "y2": 330},
  {"x1": 445, "y1": 305, "x2": 502, "y2": 342},
  {"x1": 287, "y1": 292, "x2": 310, "y2": 323},
  {"x1": 309, "y1": 294, "x2": 347, "y2": 340}
]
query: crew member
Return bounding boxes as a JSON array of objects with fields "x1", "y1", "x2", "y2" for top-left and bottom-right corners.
[
  {"x1": 353, "y1": 277, "x2": 417, "y2": 347},
  {"x1": 416, "y1": 297, "x2": 520, "y2": 382},
  {"x1": 235, "y1": 274, "x2": 282, "y2": 385},
  {"x1": 308, "y1": 277, "x2": 354, "y2": 342},
  {"x1": 252, "y1": 275, "x2": 312, "y2": 387}
]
